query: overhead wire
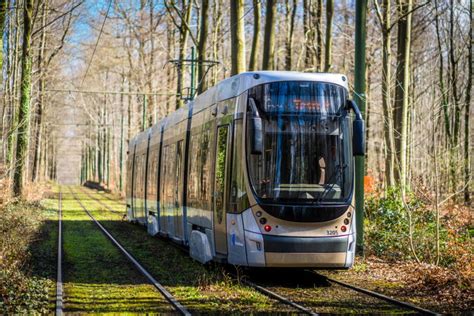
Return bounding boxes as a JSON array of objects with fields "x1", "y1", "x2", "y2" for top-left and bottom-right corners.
[{"x1": 80, "y1": 0, "x2": 113, "y2": 87}]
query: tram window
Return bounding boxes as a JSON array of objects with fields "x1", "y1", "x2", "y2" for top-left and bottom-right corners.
[
  {"x1": 215, "y1": 126, "x2": 229, "y2": 223},
  {"x1": 162, "y1": 143, "x2": 177, "y2": 206},
  {"x1": 176, "y1": 140, "x2": 184, "y2": 203},
  {"x1": 133, "y1": 155, "x2": 140, "y2": 198},
  {"x1": 187, "y1": 133, "x2": 200, "y2": 207},
  {"x1": 246, "y1": 81, "x2": 352, "y2": 202},
  {"x1": 160, "y1": 146, "x2": 168, "y2": 202},
  {"x1": 230, "y1": 120, "x2": 249, "y2": 212},
  {"x1": 147, "y1": 149, "x2": 158, "y2": 201},
  {"x1": 187, "y1": 126, "x2": 212, "y2": 211}
]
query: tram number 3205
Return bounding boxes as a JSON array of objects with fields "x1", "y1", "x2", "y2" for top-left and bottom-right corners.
[{"x1": 327, "y1": 230, "x2": 339, "y2": 236}]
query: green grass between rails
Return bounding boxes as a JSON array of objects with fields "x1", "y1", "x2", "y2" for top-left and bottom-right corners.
[
  {"x1": 74, "y1": 186, "x2": 292, "y2": 314},
  {"x1": 59, "y1": 188, "x2": 174, "y2": 314}
]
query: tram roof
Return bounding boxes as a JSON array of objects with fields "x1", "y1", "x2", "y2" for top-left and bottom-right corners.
[{"x1": 129, "y1": 72, "x2": 349, "y2": 147}]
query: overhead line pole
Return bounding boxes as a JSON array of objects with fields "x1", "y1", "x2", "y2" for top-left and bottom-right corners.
[{"x1": 354, "y1": 0, "x2": 367, "y2": 255}]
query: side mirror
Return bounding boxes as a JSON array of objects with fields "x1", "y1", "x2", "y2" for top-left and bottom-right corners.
[
  {"x1": 249, "y1": 98, "x2": 263, "y2": 155},
  {"x1": 346, "y1": 99, "x2": 366, "y2": 156},
  {"x1": 352, "y1": 119, "x2": 365, "y2": 156}
]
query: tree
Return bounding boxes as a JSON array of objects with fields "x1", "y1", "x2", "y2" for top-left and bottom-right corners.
[
  {"x1": 197, "y1": 0, "x2": 209, "y2": 93},
  {"x1": 464, "y1": 0, "x2": 472, "y2": 204},
  {"x1": 374, "y1": 0, "x2": 396, "y2": 187},
  {"x1": 284, "y1": 0, "x2": 297, "y2": 70},
  {"x1": 248, "y1": 0, "x2": 261, "y2": 71},
  {"x1": 13, "y1": 0, "x2": 34, "y2": 196},
  {"x1": 165, "y1": 0, "x2": 194, "y2": 109},
  {"x1": 0, "y1": 0, "x2": 7, "y2": 70},
  {"x1": 324, "y1": 0, "x2": 334, "y2": 72},
  {"x1": 393, "y1": 0, "x2": 413, "y2": 190},
  {"x1": 262, "y1": 0, "x2": 276, "y2": 70},
  {"x1": 230, "y1": 0, "x2": 245, "y2": 75}
]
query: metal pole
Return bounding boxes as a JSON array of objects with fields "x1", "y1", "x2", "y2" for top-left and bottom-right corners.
[
  {"x1": 190, "y1": 47, "x2": 196, "y2": 99},
  {"x1": 142, "y1": 94, "x2": 147, "y2": 131},
  {"x1": 354, "y1": 0, "x2": 367, "y2": 255}
]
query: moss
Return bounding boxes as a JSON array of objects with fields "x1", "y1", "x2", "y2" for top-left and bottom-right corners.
[{"x1": 59, "y1": 190, "x2": 174, "y2": 313}]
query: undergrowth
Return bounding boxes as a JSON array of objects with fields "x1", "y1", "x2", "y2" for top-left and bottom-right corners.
[
  {"x1": 0, "y1": 199, "x2": 53, "y2": 314},
  {"x1": 364, "y1": 187, "x2": 472, "y2": 285}
]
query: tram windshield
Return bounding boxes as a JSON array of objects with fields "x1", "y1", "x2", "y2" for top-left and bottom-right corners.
[{"x1": 246, "y1": 81, "x2": 352, "y2": 203}]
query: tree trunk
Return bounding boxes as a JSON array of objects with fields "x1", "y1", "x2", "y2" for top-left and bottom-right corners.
[
  {"x1": 6, "y1": 5, "x2": 21, "y2": 175},
  {"x1": 249, "y1": 0, "x2": 261, "y2": 71},
  {"x1": 464, "y1": 0, "x2": 472, "y2": 204},
  {"x1": 0, "y1": 0, "x2": 7, "y2": 70},
  {"x1": 197, "y1": 0, "x2": 209, "y2": 92},
  {"x1": 230, "y1": 0, "x2": 246, "y2": 75},
  {"x1": 32, "y1": 0, "x2": 48, "y2": 182},
  {"x1": 448, "y1": 0, "x2": 462, "y2": 192},
  {"x1": 147, "y1": 0, "x2": 155, "y2": 126},
  {"x1": 262, "y1": 0, "x2": 276, "y2": 70},
  {"x1": 375, "y1": 0, "x2": 396, "y2": 187},
  {"x1": 316, "y1": 0, "x2": 323, "y2": 71},
  {"x1": 324, "y1": 0, "x2": 334, "y2": 72},
  {"x1": 284, "y1": 0, "x2": 297, "y2": 70},
  {"x1": 393, "y1": 0, "x2": 412, "y2": 190},
  {"x1": 13, "y1": 0, "x2": 34, "y2": 196},
  {"x1": 176, "y1": 0, "x2": 192, "y2": 109}
]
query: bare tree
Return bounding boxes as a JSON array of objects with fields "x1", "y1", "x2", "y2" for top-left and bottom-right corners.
[
  {"x1": 13, "y1": 0, "x2": 34, "y2": 196},
  {"x1": 249, "y1": 0, "x2": 261, "y2": 71},
  {"x1": 230, "y1": 0, "x2": 245, "y2": 75},
  {"x1": 262, "y1": 0, "x2": 276, "y2": 70}
]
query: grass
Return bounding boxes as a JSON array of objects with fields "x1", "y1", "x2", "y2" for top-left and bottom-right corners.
[{"x1": 59, "y1": 189, "x2": 174, "y2": 314}]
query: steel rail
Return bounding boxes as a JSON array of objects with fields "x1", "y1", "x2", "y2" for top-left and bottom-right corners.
[
  {"x1": 239, "y1": 277, "x2": 318, "y2": 315},
  {"x1": 311, "y1": 272, "x2": 440, "y2": 315},
  {"x1": 55, "y1": 188, "x2": 63, "y2": 316},
  {"x1": 68, "y1": 187, "x2": 191, "y2": 316}
]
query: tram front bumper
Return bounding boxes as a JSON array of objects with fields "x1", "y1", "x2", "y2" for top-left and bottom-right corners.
[{"x1": 262, "y1": 234, "x2": 352, "y2": 268}]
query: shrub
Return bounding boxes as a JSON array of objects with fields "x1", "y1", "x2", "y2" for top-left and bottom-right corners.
[
  {"x1": 0, "y1": 200, "x2": 51, "y2": 314},
  {"x1": 364, "y1": 187, "x2": 457, "y2": 264}
]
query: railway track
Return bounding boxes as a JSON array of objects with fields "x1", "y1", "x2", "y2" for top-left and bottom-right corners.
[
  {"x1": 64, "y1": 186, "x2": 190, "y2": 315},
  {"x1": 82, "y1": 186, "x2": 440, "y2": 315},
  {"x1": 311, "y1": 271, "x2": 439, "y2": 315}
]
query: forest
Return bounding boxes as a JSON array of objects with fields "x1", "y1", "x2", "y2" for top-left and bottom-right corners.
[{"x1": 0, "y1": 0, "x2": 472, "y2": 314}]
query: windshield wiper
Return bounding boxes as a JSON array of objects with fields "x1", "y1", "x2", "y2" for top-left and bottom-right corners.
[{"x1": 316, "y1": 163, "x2": 347, "y2": 204}]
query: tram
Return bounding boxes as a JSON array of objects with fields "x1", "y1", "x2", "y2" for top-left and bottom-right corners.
[{"x1": 126, "y1": 71, "x2": 365, "y2": 268}]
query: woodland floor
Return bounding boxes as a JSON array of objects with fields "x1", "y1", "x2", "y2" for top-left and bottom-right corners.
[{"x1": 322, "y1": 257, "x2": 473, "y2": 314}]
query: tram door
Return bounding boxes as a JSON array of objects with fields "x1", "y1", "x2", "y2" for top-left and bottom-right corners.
[{"x1": 213, "y1": 125, "x2": 230, "y2": 255}]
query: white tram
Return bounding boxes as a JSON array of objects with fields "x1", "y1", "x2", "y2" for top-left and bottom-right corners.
[{"x1": 126, "y1": 71, "x2": 365, "y2": 268}]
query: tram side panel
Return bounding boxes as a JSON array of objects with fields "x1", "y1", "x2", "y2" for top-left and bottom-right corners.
[
  {"x1": 159, "y1": 112, "x2": 188, "y2": 243},
  {"x1": 185, "y1": 104, "x2": 216, "y2": 256}
]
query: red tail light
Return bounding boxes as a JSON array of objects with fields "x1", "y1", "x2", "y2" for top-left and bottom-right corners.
[{"x1": 264, "y1": 225, "x2": 272, "y2": 232}]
